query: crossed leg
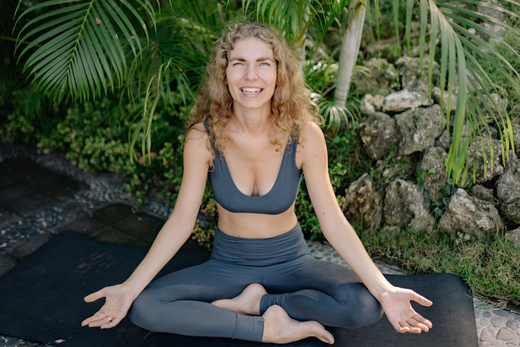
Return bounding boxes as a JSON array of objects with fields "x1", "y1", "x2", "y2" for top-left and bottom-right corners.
[
  {"x1": 214, "y1": 254, "x2": 383, "y2": 329},
  {"x1": 128, "y1": 258, "x2": 334, "y2": 344}
]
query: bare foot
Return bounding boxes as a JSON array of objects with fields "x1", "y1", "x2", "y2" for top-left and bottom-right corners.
[
  {"x1": 211, "y1": 283, "x2": 267, "y2": 315},
  {"x1": 262, "y1": 305, "x2": 334, "y2": 345}
]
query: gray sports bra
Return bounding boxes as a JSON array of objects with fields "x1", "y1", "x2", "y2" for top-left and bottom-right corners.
[{"x1": 204, "y1": 122, "x2": 302, "y2": 215}]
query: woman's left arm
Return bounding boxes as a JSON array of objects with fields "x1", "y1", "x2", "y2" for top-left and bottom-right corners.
[{"x1": 300, "y1": 122, "x2": 433, "y2": 334}]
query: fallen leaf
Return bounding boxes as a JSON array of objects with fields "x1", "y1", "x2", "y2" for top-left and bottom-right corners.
[
  {"x1": 54, "y1": 339, "x2": 66, "y2": 345},
  {"x1": 95, "y1": 17, "x2": 101, "y2": 25}
]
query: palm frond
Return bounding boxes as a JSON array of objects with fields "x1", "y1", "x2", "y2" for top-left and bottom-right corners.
[
  {"x1": 14, "y1": 0, "x2": 154, "y2": 102},
  {"x1": 125, "y1": 0, "x2": 230, "y2": 158},
  {"x1": 414, "y1": 0, "x2": 520, "y2": 184},
  {"x1": 315, "y1": 95, "x2": 360, "y2": 133},
  {"x1": 244, "y1": 0, "x2": 322, "y2": 45}
]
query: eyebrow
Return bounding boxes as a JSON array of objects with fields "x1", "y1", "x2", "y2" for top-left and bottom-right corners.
[{"x1": 229, "y1": 57, "x2": 276, "y2": 63}]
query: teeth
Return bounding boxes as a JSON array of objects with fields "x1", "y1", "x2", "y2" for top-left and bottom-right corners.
[{"x1": 241, "y1": 88, "x2": 262, "y2": 94}]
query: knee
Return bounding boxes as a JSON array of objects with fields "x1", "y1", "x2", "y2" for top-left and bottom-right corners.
[
  {"x1": 128, "y1": 288, "x2": 162, "y2": 330},
  {"x1": 342, "y1": 283, "x2": 383, "y2": 329}
]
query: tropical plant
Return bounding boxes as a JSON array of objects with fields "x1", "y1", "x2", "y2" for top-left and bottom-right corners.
[{"x1": 8, "y1": 0, "x2": 520, "y2": 185}]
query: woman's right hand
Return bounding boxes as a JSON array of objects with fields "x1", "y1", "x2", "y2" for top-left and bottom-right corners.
[{"x1": 81, "y1": 284, "x2": 136, "y2": 329}]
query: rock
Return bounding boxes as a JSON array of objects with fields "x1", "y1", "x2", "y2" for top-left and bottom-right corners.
[
  {"x1": 467, "y1": 136, "x2": 504, "y2": 183},
  {"x1": 469, "y1": 185, "x2": 495, "y2": 203},
  {"x1": 435, "y1": 130, "x2": 451, "y2": 151},
  {"x1": 395, "y1": 104, "x2": 446, "y2": 155},
  {"x1": 432, "y1": 87, "x2": 457, "y2": 113},
  {"x1": 352, "y1": 58, "x2": 400, "y2": 96},
  {"x1": 418, "y1": 147, "x2": 448, "y2": 200},
  {"x1": 506, "y1": 318, "x2": 519, "y2": 330},
  {"x1": 360, "y1": 94, "x2": 385, "y2": 114},
  {"x1": 480, "y1": 329, "x2": 493, "y2": 342},
  {"x1": 378, "y1": 155, "x2": 415, "y2": 181},
  {"x1": 491, "y1": 317, "x2": 504, "y2": 328},
  {"x1": 505, "y1": 227, "x2": 520, "y2": 247},
  {"x1": 382, "y1": 89, "x2": 433, "y2": 113},
  {"x1": 365, "y1": 37, "x2": 401, "y2": 63},
  {"x1": 487, "y1": 126, "x2": 499, "y2": 139},
  {"x1": 513, "y1": 121, "x2": 520, "y2": 155},
  {"x1": 383, "y1": 179, "x2": 434, "y2": 233},
  {"x1": 496, "y1": 158, "x2": 520, "y2": 224},
  {"x1": 343, "y1": 173, "x2": 382, "y2": 231},
  {"x1": 0, "y1": 337, "x2": 21, "y2": 347},
  {"x1": 493, "y1": 310, "x2": 512, "y2": 318},
  {"x1": 396, "y1": 56, "x2": 440, "y2": 95},
  {"x1": 496, "y1": 328, "x2": 516, "y2": 341},
  {"x1": 439, "y1": 189, "x2": 504, "y2": 238},
  {"x1": 478, "y1": 93, "x2": 509, "y2": 124},
  {"x1": 358, "y1": 112, "x2": 398, "y2": 160},
  {"x1": 478, "y1": 0, "x2": 507, "y2": 41}
]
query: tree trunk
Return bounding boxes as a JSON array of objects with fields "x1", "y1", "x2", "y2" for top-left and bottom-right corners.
[{"x1": 334, "y1": 0, "x2": 366, "y2": 107}]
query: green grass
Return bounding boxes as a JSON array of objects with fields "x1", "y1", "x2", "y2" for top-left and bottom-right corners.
[{"x1": 358, "y1": 227, "x2": 520, "y2": 306}]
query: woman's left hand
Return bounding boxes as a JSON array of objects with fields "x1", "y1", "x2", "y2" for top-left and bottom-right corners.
[{"x1": 378, "y1": 286, "x2": 433, "y2": 334}]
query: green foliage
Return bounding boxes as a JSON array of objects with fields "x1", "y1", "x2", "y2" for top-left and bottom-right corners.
[
  {"x1": 32, "y1": 94, "x2": 189, "y2": 206},
  {"x1": 37, "y1": 99, "x2": 128, "y2": 170},
  {"x1": 1, "y1": 112, "x2": 38, "y2": 143},
  {"x1": 14, "y1": 0, "x2": 155, "y2": 102},
  {"x1": 359, "y1": 228, "x2": 520, "y2": 306},
  {"x1": 476, "y1": 13, "x2": 520, "y2": 120},
  {"x1": 0, "y1": 85, "x2": 58, "y2": 143},
  {"x1": 416, "y1": 167, "x2": 435, "y2": 191},
  {"x1": 304, "y1": 62, "x2": 338, "y2": 95},
  {"x1": 296, "y1": 124, "x2": 368, "y2": 240},
  {"x1": 422, "y1": 181, "x2": 457, "y2": 221}
]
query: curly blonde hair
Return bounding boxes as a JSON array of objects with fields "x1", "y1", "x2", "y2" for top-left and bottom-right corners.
[{"x1": 188, "y1": 22, "x2": 319, "y2": 157}]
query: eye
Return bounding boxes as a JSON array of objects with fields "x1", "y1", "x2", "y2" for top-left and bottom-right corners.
[
  {"x1": 233, "y1": 62, "x2": 243, "y2": 66},
  {"x1": 260, "y1": 62, "x2": 270, "y2": 66}
]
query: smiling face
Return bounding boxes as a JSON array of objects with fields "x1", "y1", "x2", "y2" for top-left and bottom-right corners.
[{"x1": 225, "y1": 37, "x2": 278, "y2": 115}]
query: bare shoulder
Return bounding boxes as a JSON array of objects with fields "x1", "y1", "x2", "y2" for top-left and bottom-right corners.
[
  {"x1": 299, "y1": 122, "x2": 326, "y2": 155},
  {"x1": 301, "y1": 121, "x2": 324, "y2": 143},
  {"x1": 185, "y1": 122, "x2": 207, "y2": 141},
  {"x1": 184, "y1": 122, "x2": 211, "y2": 165},
  {"x1": 295, "y1": 121, "x2": 326, "y2": 169}
]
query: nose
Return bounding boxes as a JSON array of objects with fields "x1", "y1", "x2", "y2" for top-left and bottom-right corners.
[{"x1": 245, "y1": 64, "x2": 258, "y2": 80}]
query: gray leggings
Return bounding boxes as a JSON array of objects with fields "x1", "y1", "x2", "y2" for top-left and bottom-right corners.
[{"x1": 128, "y1": 224, "x2": 383, "y2": 342}]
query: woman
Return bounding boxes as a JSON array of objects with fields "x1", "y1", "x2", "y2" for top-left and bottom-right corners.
[{"x1": 81, "y1": 22, "x2": 433, "y2": 345}]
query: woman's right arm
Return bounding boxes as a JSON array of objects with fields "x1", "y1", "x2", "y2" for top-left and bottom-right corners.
[{"x1": 81, "y1": 124, "x2": 211, "y2": 329}]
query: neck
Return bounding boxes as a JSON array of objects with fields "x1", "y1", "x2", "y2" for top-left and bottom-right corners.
[{"x1": 231, "y1": 103, "x2": 272, "y2": 136}]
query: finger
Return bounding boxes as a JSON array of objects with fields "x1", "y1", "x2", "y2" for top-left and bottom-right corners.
[
  {"x1": 400, "y1": 321, "x2": 423, "y2": 334},
  {"x1": 412, "y1": 293, "x2": 433, "y2": 307},
  {"x1": 413, "y1": 313, "x2": 433, "y2": 329},
  {"x1": 100, "y1": 316, "x2": 122, "y2": 329},
  {"x1": 389, "y1": 319, "x2": 409, "y2": 334},
  {"x1": 88, "y1": 315, "x2": 115, "y2": 328},
  {"x1": 406, "y1": 318, "x2": 427, "y2": 333},
  {"x1": 81, "y1": 311, "x2": 106, "y2": 326},
  {"x1": 86, "y1": 318, "x2": 106, "y2": 328},
  {"x1": 84, "y1": 289, "x2": 106, "y2": 303}
]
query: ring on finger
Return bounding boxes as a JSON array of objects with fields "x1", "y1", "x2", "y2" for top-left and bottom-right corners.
[{"x1": 107, "y1": 317, "x2": 113, "y2": 322}]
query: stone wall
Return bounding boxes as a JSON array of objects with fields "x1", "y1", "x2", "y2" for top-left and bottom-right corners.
[{"x1": 346, "y1": 51, "x2": 519, "y2": 244}]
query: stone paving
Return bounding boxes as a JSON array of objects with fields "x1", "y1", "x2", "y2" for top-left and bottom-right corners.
[{"x1": 0, "y1": 143, "x2": 519, "y2": 347}]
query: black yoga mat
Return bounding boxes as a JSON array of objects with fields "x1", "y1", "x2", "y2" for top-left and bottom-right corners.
[{"x1": 0, "y1": 231, "x2": 478, "y2": 347}]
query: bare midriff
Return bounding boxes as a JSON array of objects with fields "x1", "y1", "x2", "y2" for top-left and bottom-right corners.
[{"x1": 216, "y1": 203, "x2": 299, "y2": 239}]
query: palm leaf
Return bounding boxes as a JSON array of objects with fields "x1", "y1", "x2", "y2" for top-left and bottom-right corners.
[
  {"x1": 14, "y1": 0, "x2": 154, "y2": 102},
  {"x1": 413, "y1": 0, "x2": 520, "y2": 184},
  {"x1": 124, "y1": 0, "x2": 230, "y2": 159},
  {"x1": 244, "y1": 0, "x2": 322, "y2": 45}
]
